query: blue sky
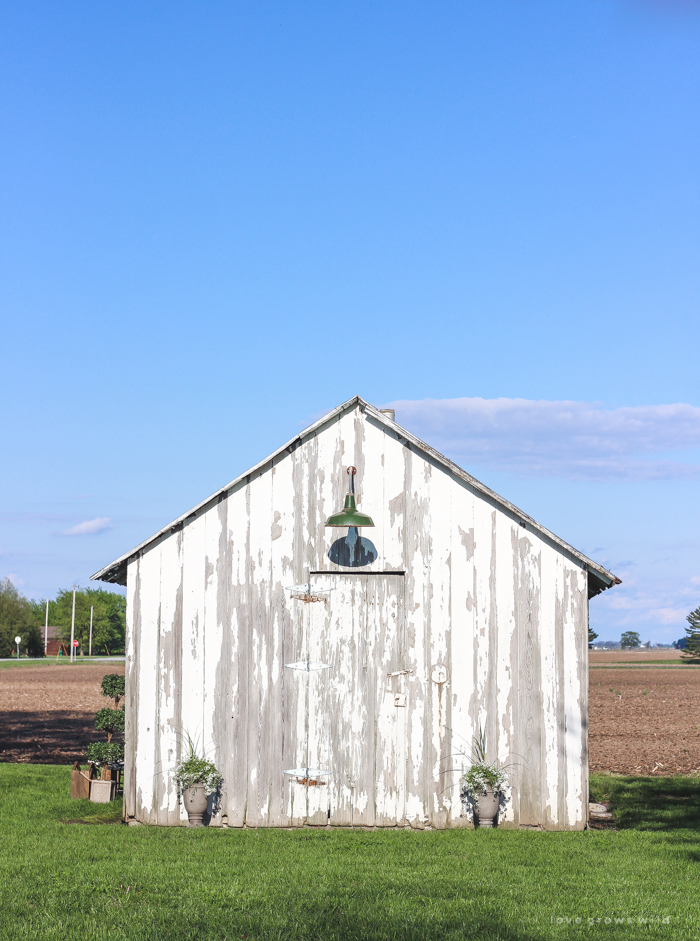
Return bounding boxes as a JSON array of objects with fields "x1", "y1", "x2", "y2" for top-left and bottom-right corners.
[{"x1": 1, "y1": 1, "x2": 698, "y2": 643}]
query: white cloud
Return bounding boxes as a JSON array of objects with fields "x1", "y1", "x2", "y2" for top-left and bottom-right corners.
[
  {"x1": 388, "y1": 397, "x2": 700, "y2": 480},
  {"x1": 63, "y1": 517, "x2": 113, "y2": 536}
]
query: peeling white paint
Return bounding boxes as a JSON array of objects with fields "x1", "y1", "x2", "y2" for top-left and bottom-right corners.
[{"x1": 119, "y1": 401, "x2": 611, "y2": 830}]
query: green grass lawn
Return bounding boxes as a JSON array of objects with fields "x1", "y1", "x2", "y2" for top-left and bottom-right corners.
[
  {"x1": 0, "y1": 766, "x2": 697, "y2": 940},
  {"x1": 0, "y1": 657, "x2": 125, "y2": 670}
]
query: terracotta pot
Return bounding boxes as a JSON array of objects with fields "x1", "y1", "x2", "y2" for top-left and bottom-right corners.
[
  {"x1": 182, "y1": 785, "x2": 209, "y2": 827},
  {"x1": 474, "y1": 786, "x2": 499, "y2": 828}
]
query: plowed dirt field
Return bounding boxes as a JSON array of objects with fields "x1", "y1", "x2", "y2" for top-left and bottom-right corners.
[
  {"x1": 0, "y1": 662, "x2": 125, "y2": 763},
  {"x1": 1, "y1": 653, "x2": 698, "y2": 774},
  {"x1": 588, "y1": 649, "x2": 700, "y2": 775}
]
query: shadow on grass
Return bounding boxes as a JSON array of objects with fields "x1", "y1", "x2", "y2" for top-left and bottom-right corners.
[
  {"x1": 590, "y1": 774, "x2": 700, "y2": 830},
  {"x1": 61, "y1": 800, "x2": 123, "y2": 826},
  {"x1": 152, "y1": 901, "x2": 550, "y2": 941},
  {"x1": 0, "y1": 709, "x2": 107, "y2": 764}
]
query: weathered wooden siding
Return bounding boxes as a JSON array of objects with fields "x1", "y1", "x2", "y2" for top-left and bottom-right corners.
[{"x1": 123, "y1": 402, "x2": 589, "y2": 830}]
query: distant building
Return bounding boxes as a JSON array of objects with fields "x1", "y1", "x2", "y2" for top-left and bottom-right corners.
[{"x1": 45, "y1": 626, "x2": 67, "y2": 657}]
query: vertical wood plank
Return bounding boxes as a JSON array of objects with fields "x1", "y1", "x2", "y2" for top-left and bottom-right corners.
[
  {"x1": 269, "y1": 456, "x2": 295, "y2": 827},
  {"x1": 306, "y1": 582, "x2": 333, "y2": 825},
  {"x1": 318, "y1": 573, "x2": 348, "y2": 825},
  {"x1": 135, "y1": 540, "x2": 161, "y2": 824},
  {"x1": 124, "y1": 557, "x2": 140, "y2": 821},
  {"x1": 356, "y1": 414, "x2": 385, "y2": 569},
  {"x1": 540, "y1": 541, "x2": 560, "y2": 828},
  {"x1": 380, "y1": 425, "x2": 406, "y2": 572},
  {"x1": 564, "y1": 563, "x2": 587, "y2": 829},
  {"x1": 203, "y1": 499, "x2": 225, "y2": 825},
  {"x1": 180, "y1": 512, "x2": 207, "y2": 823},
  {"x1": 514, "y1": 525, "x2": 543, "y2": 827},
  {"x1": 554, "y1": 552, "x2": 568, "y2": 829},
  {"x1": 580, "y1": 575, "x2": 590, "y2": 829},
  {"x1": 227, "y1": 481, "x2": 250, "y2": 827},
  {"x1": 289, "y1": 442, "x2": 310, "y2": 825},
  {"x1": 214, "y1": 494, "x2": 231, "y2": 827},
  {"x1": 246, "y1": 466, "x2": 274, "y2": 825},
  {"x1": 469, "y1": 495, "x2": 496, "y2": 818},
  {"x1": 404, "y1": 445, "x2": 430, "y2": 828},
  {"x1": 156, "y1": 530, "x2": 183, "y2": 825},
  {"x1": 448, "y1": 480, "x2": 475, "y2": 825},
  {"x1": 426, "y1": 465, "x2": 451, "y2": 828}
]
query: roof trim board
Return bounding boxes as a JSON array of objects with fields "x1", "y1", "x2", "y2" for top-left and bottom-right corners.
[{"x1": 91, "y1": 395, "x2": 620, "y2": 595}]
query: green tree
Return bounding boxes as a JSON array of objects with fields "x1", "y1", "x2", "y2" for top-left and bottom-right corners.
[
  {"x1": 0, "y1": 579, "x2": 44, "y2": 657},
  {"x1": 681, "y1": 605, "x2": 700, "y2": 661},
  {"x1": 45, "y1": 587, "x2": 126, "y2": 655},
  {"x1": 588, "y1": 626, "x2": 598, "y2": 648},
  {"x1": 620, "y1": 631, "x2": 641, "y2": 649}
]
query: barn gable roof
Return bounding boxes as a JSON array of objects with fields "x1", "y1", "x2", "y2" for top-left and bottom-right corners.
[{"x1": 91, "y1": 395, "x2": 620, "y2": 596}]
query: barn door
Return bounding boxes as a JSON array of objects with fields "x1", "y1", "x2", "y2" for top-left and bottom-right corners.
[{"x1": 303, "y1": 573, "x2": 406, "y2": 827}]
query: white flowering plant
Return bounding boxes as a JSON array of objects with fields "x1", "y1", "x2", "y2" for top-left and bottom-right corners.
[
  {"x1": 173, "y1": 733, "x2": 223, "y2": 797},
  {"x1": 461, "y1": 762, "x2": 509, "y2": 796},
  {"x1": 460, "y1": 726, "x2": 510, "y2": 797}
]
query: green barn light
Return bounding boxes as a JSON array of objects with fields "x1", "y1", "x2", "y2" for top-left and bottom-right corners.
[{"x1": 325, "y1": 466, "x2": 374, "y2": 528}]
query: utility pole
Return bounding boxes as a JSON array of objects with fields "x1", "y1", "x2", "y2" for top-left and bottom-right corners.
[
  {"x1": 70, "y1": 585, "x2": 76, "y2": 663},
  {"x1": 89, "y1": 605, "x2": 93, "y2": 658},
  {"x1": 44, "y1": 599, "x2": 49, "y2": 656}
]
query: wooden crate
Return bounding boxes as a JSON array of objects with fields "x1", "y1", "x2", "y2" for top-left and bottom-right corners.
[{"x1": 70, "y1": 763, "x2": 91, "y2": 800}]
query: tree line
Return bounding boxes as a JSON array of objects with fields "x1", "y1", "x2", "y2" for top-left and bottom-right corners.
[
  {"x1": 0, "y1": 579, "x2": 125, "y2": 657},
  {"x1": 588, "y1": 603, "x2": 700, "y2": 653}
]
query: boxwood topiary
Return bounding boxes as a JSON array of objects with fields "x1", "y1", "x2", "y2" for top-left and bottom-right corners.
[
  {"x1": 101, "y1": 674, "x2": 125, "y2": 707},
  {"x1": 94, "y1": 707, "x2": 125, "y2": 742},
  {"x1": 86, "y1": 741, "x2": 124, "y2": 765}
]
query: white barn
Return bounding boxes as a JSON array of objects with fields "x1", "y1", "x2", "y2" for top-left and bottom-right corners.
[{"x1": 93, "y1": 396, "x2": 618, "y2": 830}]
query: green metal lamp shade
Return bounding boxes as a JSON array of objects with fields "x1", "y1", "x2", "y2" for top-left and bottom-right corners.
[{"x1": 325, "y1": 493, "x2": 374, "y2": 528}]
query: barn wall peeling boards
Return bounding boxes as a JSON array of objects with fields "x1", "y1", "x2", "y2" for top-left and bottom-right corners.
[{"x1": 104, "y1": 398, "x2": 617, "y2": 830}]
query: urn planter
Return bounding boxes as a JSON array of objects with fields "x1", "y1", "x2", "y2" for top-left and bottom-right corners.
[
  {"x1": 473, "y1": 786, "x2": 500, "y2": 828},
  {"x1": 174, "y1": 732, "x2": 223, "y2": 827},
  {"x1": 459, "y1": 726, "x2": 509, "y2": 829},
  {"x1": 182, "y1": 785, "x2": 209, "y2": 827}
]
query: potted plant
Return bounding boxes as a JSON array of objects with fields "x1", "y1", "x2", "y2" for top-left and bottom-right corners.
[
  {"x1": 460, "y1": 727, "x2": 509, "y2": 828},
  {"x1": 173, "y1": 734, "x2": 223, "y2": 827}
]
